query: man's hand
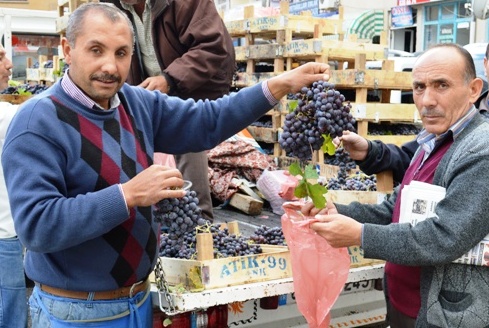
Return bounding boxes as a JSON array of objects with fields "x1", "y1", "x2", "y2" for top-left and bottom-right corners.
[
  {"x1": 301, "y1": 200, "x2": 337, "y2": 217},
  {"x1": 310, "y1": 214, "x2": 363, "y2": 248},
  {"x1": 338, "y1": 130, "x2": 369, "y2": 161},
  {"x1": 267, "y1": 62, "x2": 331, "y2": 100},
  {"x1": 139, "y1": 76, "x2": 170, "y2": 93},
  {"x1": 121, "y1": 165, "x2": 185, "y2": 208}
]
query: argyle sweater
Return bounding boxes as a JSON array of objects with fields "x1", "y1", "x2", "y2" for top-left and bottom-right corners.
[{"x1": 2, "y1": 81, "x2": 271, "y2": 291}]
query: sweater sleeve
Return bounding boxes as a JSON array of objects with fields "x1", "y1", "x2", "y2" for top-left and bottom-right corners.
[
  {"x1": 1, "y1": 99, "x2": 130, "y2": 253},
  {"x1": 149, "y1": 82, "x2": 273, "y2": 154},
  {"x1": 360, "y1": 127, "x2": 489, "y2": 266},
  {"x1": 357, "y1": 139, "x2": 418, "y2": 184}
]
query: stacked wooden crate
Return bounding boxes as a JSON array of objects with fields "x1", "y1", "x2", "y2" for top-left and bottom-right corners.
[
  {"x1": 56, "y1": 0, "x2": 99, "y2": 37},
  {"x1": 225, "y1": 1, "x2": 346, "y2": 157},
  {"x1": 25, "y1": 55, "x2": 58, "y2": 85},
  {"x1": 224, "y1": 1, "x2": 413, "y2": 194}
]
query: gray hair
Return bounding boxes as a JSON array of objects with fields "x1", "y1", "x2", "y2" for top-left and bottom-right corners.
[{"x1": 66, "y1": 2, "x2": 135, "y2": 48}]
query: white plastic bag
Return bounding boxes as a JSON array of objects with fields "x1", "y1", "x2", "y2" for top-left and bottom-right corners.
[{"x1": 256, "y1": 169, "x2": 298, "y2": 215}]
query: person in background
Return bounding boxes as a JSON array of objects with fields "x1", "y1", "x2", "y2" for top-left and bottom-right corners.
[
  {"x1": 339, "y1": 43, "x2": 489, "y2": 184},
  {"x1": 1, "y1": 3, "x2": 330, "y2": 327},
  {"x1": 101, "y1": 0, "x2": 237, "y2": 220},
  {"x1": 304, "y1": 43, "x2": 489, "y2": 327},
  {"x1": 0, "y1": 43, "x2": 27, "y2": 328}
]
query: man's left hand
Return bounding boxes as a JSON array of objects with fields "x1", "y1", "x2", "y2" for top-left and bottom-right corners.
[{"x1": 139, "y1": 76, "x2": 169, "y2": 93}]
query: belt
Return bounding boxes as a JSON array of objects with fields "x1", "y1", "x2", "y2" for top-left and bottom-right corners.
[{"x1": 39, "y1": 279, "x2": 150, "y2": 300}]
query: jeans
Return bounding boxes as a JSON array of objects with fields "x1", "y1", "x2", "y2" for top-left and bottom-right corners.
[
  {"x1": 29, "y1": 285, "x2": 152, "y2": 328},
  {"x1": 0, "y1": 237, "x2": 27, "y2": 328}
]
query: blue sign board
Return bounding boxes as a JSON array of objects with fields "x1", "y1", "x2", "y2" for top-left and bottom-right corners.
[{"x1": 392, "y1": 5, "x2": 413, "y2": 27}]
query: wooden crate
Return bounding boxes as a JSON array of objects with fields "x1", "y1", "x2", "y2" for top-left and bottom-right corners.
[
  {"x1": 247, "y1": 126, "x2": 277, "y2": 143},
  {"x1": 326, "y1": 190, "x2": 388, "y2": 205},
  {"x1": 224, "y1": 2, "x2": 343, "y2": 39},
  {"x1": 0, "y1": 94, "x2": 32, "y2": 105},
  {"x1": 158, "y1": 245, "x2": 291, "y2": 291},
  {"x1": 348, "y1": 246, "x2": 385, "y2": 268},
  {"x1": 365, "y1": 134, "x2": 417, "y2": 147}
]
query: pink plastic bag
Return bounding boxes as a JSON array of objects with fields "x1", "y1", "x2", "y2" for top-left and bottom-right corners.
[
  {"x1": 154, "y1": 152, "x2": 176, "y2": 168},
  {"x1": 281, "y1": 202, "x2": 350, "y2": 328}
]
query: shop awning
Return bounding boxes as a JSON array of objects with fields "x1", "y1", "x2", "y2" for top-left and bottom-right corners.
[{"x1": 347, "y1": 10, "x2": 385, "y2": 41}]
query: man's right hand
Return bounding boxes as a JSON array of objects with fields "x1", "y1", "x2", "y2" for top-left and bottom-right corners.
[
  {"x1": 337, "y1": 130, "x2": 370, "y2": 161},
  {"x1": 121, "y1": 165, "x2": 185, "y2": 208}
]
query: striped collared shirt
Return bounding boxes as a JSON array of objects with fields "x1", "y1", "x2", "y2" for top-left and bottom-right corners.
[
  {"x1": 60, "y1": 70, "x2": 121, "y2": 110},
  {"x1": 416, "y1": 105, "x2": 478, "y2": 157}
]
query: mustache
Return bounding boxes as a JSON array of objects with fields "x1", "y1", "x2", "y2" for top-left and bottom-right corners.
[
  {"x1": 420, "y1": 108, "x2": 444, "y2": 117},
  {"x1": 90, "y1": 74, "x2": 121, "y2": 83}
]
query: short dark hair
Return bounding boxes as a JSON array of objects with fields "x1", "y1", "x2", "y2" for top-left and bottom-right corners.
[
  {"x1": 485, "y1": 43, "x2": 489, "y2": 59},
  {"x1": 66, "y1": 2, "x2": 134, "y2": 47}
]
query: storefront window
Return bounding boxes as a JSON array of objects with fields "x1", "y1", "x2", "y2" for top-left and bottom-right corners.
[
  {"x1": 424, "y1": 1, "x2": 470, "y2": 48},
  {"x1": 425, "y1": 6, "x2": 438, "y2": 21},
  {"x1": 424, "y1": 24, "x2": 437, "y2": 49},
  {"x1": 10, "y1": 34, "x2": 59, "y2": 80},
  {"x1": 441, "y1": 3, "x2": 455, "y2": 20}
]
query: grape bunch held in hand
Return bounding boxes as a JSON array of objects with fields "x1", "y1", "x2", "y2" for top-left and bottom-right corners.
[{"x1": 279, "y1": 81, "x2": 356, "y2": 160}]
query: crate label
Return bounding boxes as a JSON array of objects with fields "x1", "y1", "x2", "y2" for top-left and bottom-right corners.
[
  {"x1": 348, "y1": 246, "x2": 364, "y2": 265},
  {"x1": 285, "y1": 41, "x2": 311, "y2": 54},
  {"x1": 219, "y1": 253, "x2": 289, "y2": 279},
  {"x1": 251, "y1": 16, "x2": 279, "y2": 31}
]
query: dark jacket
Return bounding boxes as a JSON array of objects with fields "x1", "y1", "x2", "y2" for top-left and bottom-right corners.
[
  {"x1": 104, "y1": 0, "x2": 236, "y2": 101},
  {"x1": 358, "y1": 90, "x2": 489, "y2": 184}
]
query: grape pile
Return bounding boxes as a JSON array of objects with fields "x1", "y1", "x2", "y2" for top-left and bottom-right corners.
[
  {"x1": 249, "y1": 225, "x2": 286, "y2": 246},
  {"x1": 368, "y1": 123, "x2": 421, "y2": 135},
  {"x1": 324, "y1": 147, "x2": 356, "y2": 171},
  {"x1": 155, "y1": 190, "x2": 267, "y2": 259},
  {"x1": 326, "y1": 168, "x2": 377, "y2": 191},
  {"x1": 1, "y1": 83, "x2": 49, "y2": 95},
  {"x1": 158, "y1": 222, "x2": 264, "y2": 259},
  {"x1": 279, "y1": 81, "x2": 356, "y2": 160}
]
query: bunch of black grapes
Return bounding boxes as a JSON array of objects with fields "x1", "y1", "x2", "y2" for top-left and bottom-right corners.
[
  {"x1": 153, "y1": 190, "x2": 208, "y2": 237},
  {"x1": 249, "y1": 225, "x2": 286, "y2": 246},
  {"x1": 324, "y1": 147, "x2": 357, "y2": 171},
  {"x1": 279, "y1": 81, "x2": 356, "y2": 160}
]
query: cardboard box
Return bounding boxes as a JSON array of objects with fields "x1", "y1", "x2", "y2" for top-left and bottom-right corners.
[{"x1": 158, "y1": 245, "x2": 291, "y2": 291}]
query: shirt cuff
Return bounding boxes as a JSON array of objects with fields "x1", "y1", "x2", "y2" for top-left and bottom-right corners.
[
  {"x1": 118, "y1": 184, "x2": 130, "y2": 215},
  {"x1": 262, "y1": 81, "x2": 279, "y2": 106}
]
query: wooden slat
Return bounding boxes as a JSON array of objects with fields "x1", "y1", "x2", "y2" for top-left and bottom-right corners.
[{"x1": 229, "y1": 193, "x2": 263, "y2": 215}]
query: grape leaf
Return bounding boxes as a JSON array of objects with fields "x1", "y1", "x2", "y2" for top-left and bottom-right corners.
[
  {"x1": 321, "y1": 134, "x2": 336, "y2": 156},
  {"x1": 303, "y1": 164, "x2": 319, "y2": 180},
  {"x1": 289, "y1": 162, "x2": 303, "y2": 176},
  {"x1": 8, "y1": 80, "x2": 21, "y2": 87},
  {"x1": 294, "y1": 179, "x2": 309, "y2": 199},
  {"x1": 307, "y1": 183, "x2": 328, "y2": 209},
  {"x1": 188, "y1": 266, "x2": 204, "y2": 292},
  {"x1": 288, "y1": 99, "x2": 298, "y2": 112},
  {"x1": 289, "y1": 163, "x2": 327, "y2": 209}
]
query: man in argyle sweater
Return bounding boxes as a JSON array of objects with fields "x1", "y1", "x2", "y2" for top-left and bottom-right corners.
[{"x1": 1, "y1": 3, "x2": 330, "y2": 327}]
